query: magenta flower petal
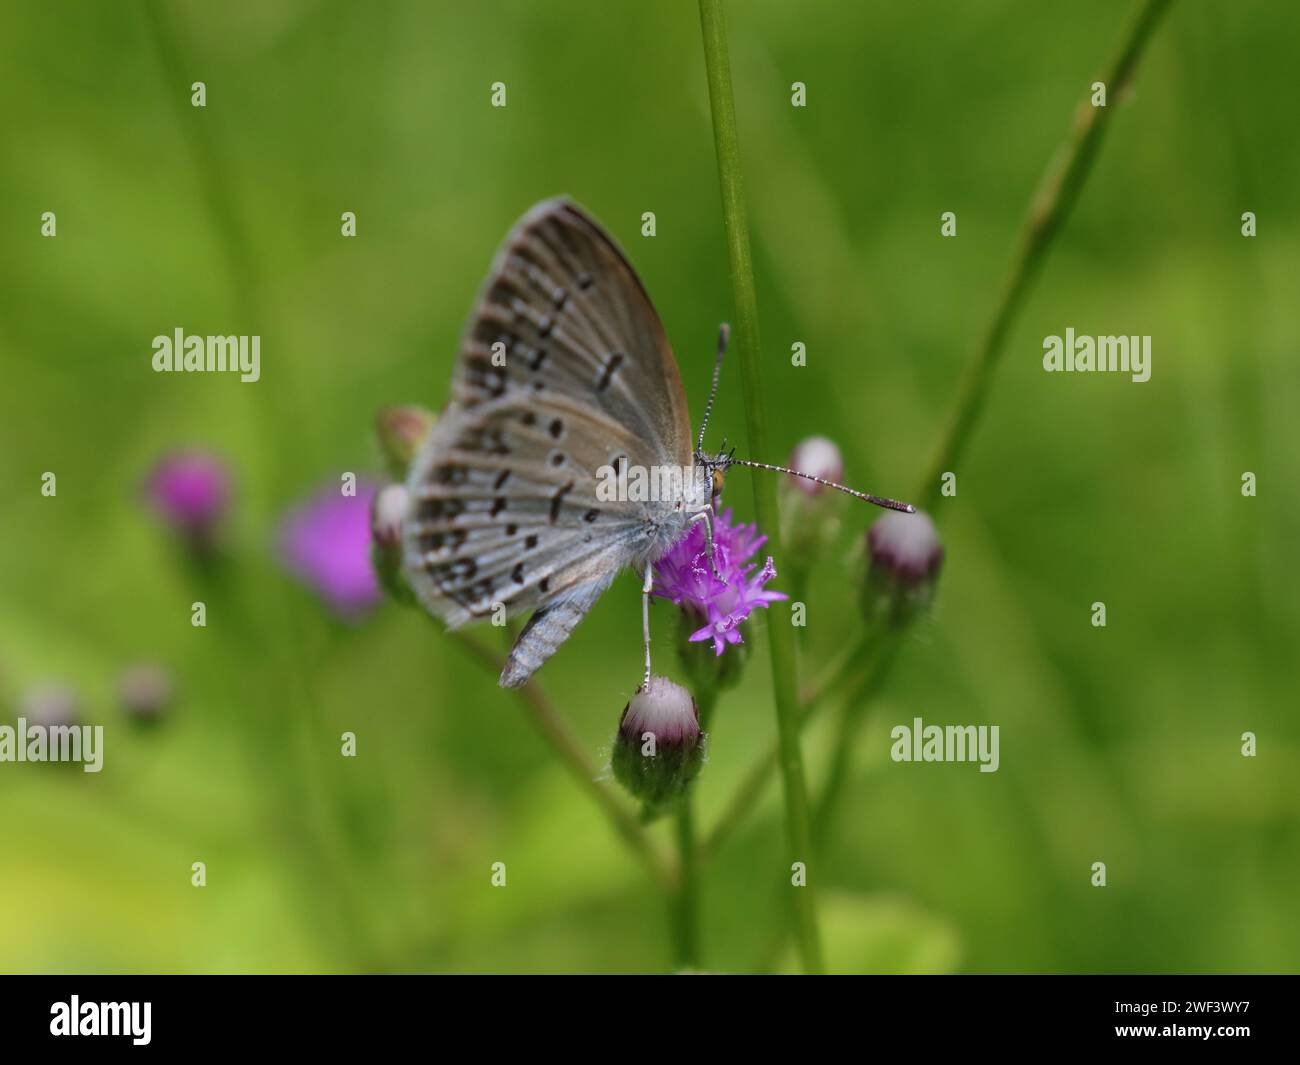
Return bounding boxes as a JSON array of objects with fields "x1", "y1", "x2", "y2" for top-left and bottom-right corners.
[
  {"x1": 653, "y1": 508, "x2": 787, "y2": 656},
  {"x1": 279, "y1": 480, "x2": 382, "y2": 621}
]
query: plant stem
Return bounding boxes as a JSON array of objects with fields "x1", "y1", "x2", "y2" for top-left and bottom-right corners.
[
  {"x1": 917, "y1": 0, "x2": 1175, "y2": 512},
  {"x1": 699, "y1": 0, "x2": 822, "y2": 973},
  {"x1": 669, "y1": 685, "x2": 716, "y2": 969},
  {"x1": 671, "y1": 800, "x2": 700, "y2": 968},
  {"x1": 449, "y1": 630, "x2": 677, "y2": 892}
]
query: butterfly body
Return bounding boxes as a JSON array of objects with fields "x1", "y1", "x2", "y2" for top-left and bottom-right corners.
[{"x1": 403, "y1": 198, "x2": 715, "y2": 687}]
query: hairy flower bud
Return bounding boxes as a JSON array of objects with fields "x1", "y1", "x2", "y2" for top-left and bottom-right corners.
[
  {"x1": 19, "y1": 682, "x2": 81, "y2": 730},
  {"x1": 779, "y1": 437, "x2": 846, "y2": 597},
  {"x1": 862, "y1": 509, "x2": 944, "y2": 628},
  {"x1": 117, "y1": 663, "x2": 174, "y2": 723},
  {"x1": 611, "y1": 676, "x2": 706, "y2": 812},
  {"x1": 375, "y1": 406, "x2": 436, "y2": 479},
  {"x1": 787, "y1": 436, "x2": 844, "y2": 497},
  {"x1": 370, "y1": 483, "x2": 414, "y2": 606}
]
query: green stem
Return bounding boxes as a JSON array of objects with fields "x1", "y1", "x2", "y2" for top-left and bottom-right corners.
[
  {"x1": 917, "y1": 0, "x2": 1175, "y2": 511},
  {"x1": 671, "y1": 800, "x2": 700, "y2": 968},
  {"x1": 449, "y1": 630, "x2": 677, "y2": 893},
  {"x1": 699, "y1": 0, "x2": 822, "y2": 973},
  {"x1": 670, "y1": 685, "x2": 716, "y2": 970}
]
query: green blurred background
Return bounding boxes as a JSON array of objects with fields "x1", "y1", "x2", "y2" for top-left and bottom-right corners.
[{"x1": 1, "y1": 0, "x2": 1297, "y2": 973}]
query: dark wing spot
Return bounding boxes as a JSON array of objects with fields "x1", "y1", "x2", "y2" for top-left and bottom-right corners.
[
  {"x1": 596, "y1": 353, "x2": 625, "y2": 392},
  {"x1": 550, "y1": 452, "x2": 565, "y2": 468},
  {"x1": 553, "y1": 289, "x2": 570, "y2": 311},
  {"x1": 549, "y1": 481, "x2": 574, "y2": 523},
  {"x1": 491, "y1": 497, "x2": 507, "y2": 517},
  {"x1": 583, "y1": 509, "x2": 598, "y2": 523},
  {"x1": 521, "y1": 411, "x2": 537, "y2": 426},
  {"x1": 539, "y1": 577, "x2": 550, "y2": 594},
  {"x1": 529, "y1": 349, "x2": 548, "y2": 371},
  {"x1": 525, "y1": 534, "x2": 539, "y2": 549},
  {"x1": 511, "y1": 562, "x2": 526, "y2": 585},
  {"x1": 505, "y1": 523, "x2": 518, "y2": 536},
  {"x1": 577, "y1": 273, "x2": 594, "y2": 290},
  {"x1": 548, "y1": 418, "x2": 564, "y2": 440},
  {"x1": 494, "y1": 469, "x2": 511, "y2": 490}
]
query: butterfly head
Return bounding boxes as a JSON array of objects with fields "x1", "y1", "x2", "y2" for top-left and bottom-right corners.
[{"x1": 695, "y1": 441, "x2": 738, "y2": 508}]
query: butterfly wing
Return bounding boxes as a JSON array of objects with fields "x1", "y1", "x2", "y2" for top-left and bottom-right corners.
[
  {"x1": 403, "y1": 198, "x2": 694, "y2": 687},
  {"x1": 450, "y1": 197, "x2": 693, "y2": 460}
]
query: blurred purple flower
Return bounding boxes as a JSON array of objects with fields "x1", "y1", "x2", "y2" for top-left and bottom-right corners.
[
  {"x1": 653, "y1": 508, "x2": 787, "y2": 656},
  {"x1": 145, "y1": 451, "x2": 231, "y2": 546},
  {"x1": 279, "y1": 479, "x2": 382, "y2": 621},
  {"x1": 19, "y1": 682, "x2": 81, "y2": 729},
  {"x1": 117, "y1": 662, "x2": 174, "y2": 722}
]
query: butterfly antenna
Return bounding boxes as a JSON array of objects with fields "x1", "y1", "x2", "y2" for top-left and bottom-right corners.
[
  {"x1": 725, "y1": 457, "x2": 916, "y2": 513},
  {"x1": 695, "y1": 323, "x2": 730, "y2": 456}
]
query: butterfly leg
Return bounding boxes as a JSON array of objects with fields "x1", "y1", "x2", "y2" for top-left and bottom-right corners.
[
  {"x1": 688, "y1": 507, "x2": 724, "y2": 583},
  {"x1": 641, "y1": 560, "x2": 654, "y2": 688}
]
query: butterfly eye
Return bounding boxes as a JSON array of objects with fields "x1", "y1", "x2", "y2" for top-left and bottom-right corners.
[{"x1": 711, "y1": 467, "x2": 725, "y2": 498}]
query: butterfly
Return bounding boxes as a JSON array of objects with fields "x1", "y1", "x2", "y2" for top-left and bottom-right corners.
[{"x1": 402, "y1": 198, "x2": 911, "y2": 688}]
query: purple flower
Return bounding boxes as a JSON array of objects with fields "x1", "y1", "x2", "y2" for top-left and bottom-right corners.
[
  {"x1": 145, "y1": 451, "x2": 231, "y2": 545},
  {"x1": 653, "y1": 508, "x2": 787, "y2": 656},
  {"x1": 279, "y1": 479, "x2": 382, "y2": 621}
]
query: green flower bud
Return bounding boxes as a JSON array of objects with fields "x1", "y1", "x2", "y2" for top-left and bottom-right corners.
[
  {"x1": 780, "y1": 436, "x2": 845, "y2": 597},
  {"x1": 611, "y1": 676, "x2": 706, "y2": 814},
  {"x1": 374, "y1": 405, "x2": 436, "y2": 479},
  {"x1": 370, "y1": 483, "x2": 415, "y2": 606},
  {"x1": 861, "y1": 510, "x2": 944, "y2": 629},
  {"x1": 117, "y1": 663, "x2": 174, "y2": 724}
]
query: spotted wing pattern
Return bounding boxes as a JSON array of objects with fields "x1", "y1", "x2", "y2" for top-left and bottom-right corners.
[{"x1": 403, "y1": 199, "x2": 694, "y2": 687}]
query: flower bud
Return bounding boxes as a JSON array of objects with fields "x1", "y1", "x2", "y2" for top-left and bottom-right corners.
[
  {"x1": 611, "y1": 676, "x2": 706, "y2": 812},
  {"x1": 375, "y1": 405, "x2": 436, "y2": 479},
  {"x1": 18, "y1": 682, "x2": 81, "y2": 730},
  {"x1": 862, "y1": 509, "x2": 944, "y2": 628},
  {"x1": 786, "y1": 436, "x2": 844, "y2": 497},
  {"x1": 370, "y1": 483, "x2": 414, "y2": 606},
  {"x1": 117, "y1": 663, "x2": 174, "y2": 723},
  {"x1": 779, "y1": 436, "x2": 846, "y2": 595},
  {"x1": 145, "y1": 450, "x2": 232, "y2": 556}
]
